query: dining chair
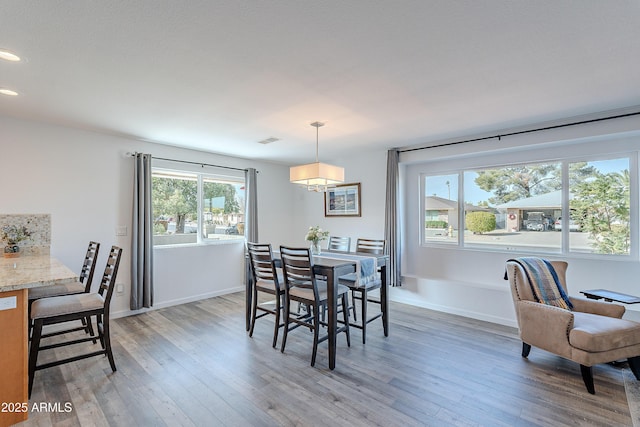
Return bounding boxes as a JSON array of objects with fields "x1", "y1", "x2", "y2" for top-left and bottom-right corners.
[
  {"x1": 28, "y1": 246, "x2": 122, "y2": 397},
  {"x1": 247, "y1": 242, "x2": 285, "y2": 348},
  {"x1": 28, "y1": 241, "x2": 100, "y2": 300},
  {"x1": 327, "y1": 236, "x2": 351, "y2": 253},
  {"x1": 279, "y1": 246, "x2": 351, "y2": 367},
  {"x1": 28, "y1": 241, "x2": 100, "y2": 336},
  {"x1": 339, "y1": 238, "x2": 385, "y2": 344}
]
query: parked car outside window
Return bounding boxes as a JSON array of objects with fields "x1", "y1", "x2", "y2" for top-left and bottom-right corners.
[{"x1": 554, "y1": 217, "x2": 581, "y2": 232}]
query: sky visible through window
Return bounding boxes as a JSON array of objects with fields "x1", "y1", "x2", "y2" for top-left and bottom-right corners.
[{"x1": 425, "y1": 159, "x2": 628, "y2": 207}]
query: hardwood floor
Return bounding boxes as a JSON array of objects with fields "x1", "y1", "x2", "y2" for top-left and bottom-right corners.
[{"x1": 20, "y1": 292, "x2": 637, "y2": 426}]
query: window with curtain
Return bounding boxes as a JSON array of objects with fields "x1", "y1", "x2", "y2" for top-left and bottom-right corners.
[
  {"x1": 421, "y1": 154, "x2": 633, "y2": 257},
  {"x1": 152, "y1": 168, "x2": 246, "y2": 246}
]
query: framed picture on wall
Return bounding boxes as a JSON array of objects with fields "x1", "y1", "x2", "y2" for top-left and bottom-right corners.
[{"x1": 324, "y1": 183, "x2": 361, "y2": 217}]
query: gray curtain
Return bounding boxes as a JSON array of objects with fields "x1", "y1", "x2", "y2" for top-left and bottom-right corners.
[
  {"x1": 244, "y1": 168, "x2": 258, "y2": 243},
  {"x1": 384, "y1": 149, "x2": 402, "y2": 286},
  {"x1": 131, "y1": 153, "x2": 154, "y2": 309},
  {"x1": 243, "y1": 168, "x2": 258, "y2": 330}
]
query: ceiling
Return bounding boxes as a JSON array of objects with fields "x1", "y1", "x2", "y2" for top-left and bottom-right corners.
[{"x1": 1, "y1": 2, "x2": 639, "y2": 164}]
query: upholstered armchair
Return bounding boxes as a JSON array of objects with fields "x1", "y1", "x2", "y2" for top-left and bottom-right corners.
[{"x1": 506, "y1": 259, "x2": 640, "y2": 394}]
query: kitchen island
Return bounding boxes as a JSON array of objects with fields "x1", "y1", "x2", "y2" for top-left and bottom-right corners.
[{"x1": 0, "y1": 256, "x2": 76, "y2": 427}]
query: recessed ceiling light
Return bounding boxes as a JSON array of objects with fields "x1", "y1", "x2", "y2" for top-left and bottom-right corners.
[
  {"x1": 0, "y1": 49, "x2": 21, "y2": 62},
  {"x1": 0, "y1": 88, "x2": 18, "y2": 96}
]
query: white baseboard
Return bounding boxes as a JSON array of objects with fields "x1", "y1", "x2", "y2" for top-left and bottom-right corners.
[
  {"x1": 110, "y1": 285, "x2": 245, "y2": 319},
  {"x1": 389, "y1": 292, "x2": 518, "y2": 328}
]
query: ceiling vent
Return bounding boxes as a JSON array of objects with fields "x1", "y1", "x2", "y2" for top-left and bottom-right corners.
[{"x1": 258, "y1": 137, "x2": 280, "y2": 144}]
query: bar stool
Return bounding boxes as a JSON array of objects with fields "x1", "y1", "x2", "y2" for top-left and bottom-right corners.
[{"x1": 28, "y1": 246, "x2": 122, "y2": 397}]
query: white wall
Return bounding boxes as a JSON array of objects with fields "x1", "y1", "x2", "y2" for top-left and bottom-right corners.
[
  {"x1": 289, "y1": 149, "x2": 388, "y2": 250},
  {"x1": 1, "y1": 115, "x2": 296, "y2": 317}
]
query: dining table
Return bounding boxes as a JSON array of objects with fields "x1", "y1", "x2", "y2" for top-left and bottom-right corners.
[
  {"x1": 0, "y1": 255, "x2": 77, "y2": 427},
  {"x1": 245, "y1": 249, "x2": 389, "y2": 370}
]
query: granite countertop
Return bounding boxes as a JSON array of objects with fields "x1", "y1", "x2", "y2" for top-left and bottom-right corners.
[{"x1": 0, "y1": 255, "x2": 78, "y2": 292}]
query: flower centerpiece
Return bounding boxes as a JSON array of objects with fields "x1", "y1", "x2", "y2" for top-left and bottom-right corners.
[
  {"x1": 305, "y1": 226, "x2": 329, "y2": 255},
  {"x1": 2, "y1": 225, "x2": 32, "y2": 257}
]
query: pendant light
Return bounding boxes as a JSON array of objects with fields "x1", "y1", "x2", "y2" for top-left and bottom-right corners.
[{"x1": 290, "y1": 121, "x2": 345, "y2": 192}]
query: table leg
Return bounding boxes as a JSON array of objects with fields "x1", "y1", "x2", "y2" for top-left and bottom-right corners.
[
  {"x1": 381, "y1": 264, "x2": 389, "y2": 337},
  {"x1": 326, "y1": 267, "x2": 337, "y2": 370}
]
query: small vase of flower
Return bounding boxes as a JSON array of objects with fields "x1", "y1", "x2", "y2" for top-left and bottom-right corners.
[
  {"x1": 2, "y1": 225, "x2": 32, "y2": 258},
  {"x1": 305, "y1": 226, "x2": 329, "y2": 255}
]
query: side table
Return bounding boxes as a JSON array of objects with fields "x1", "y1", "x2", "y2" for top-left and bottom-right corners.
[{"x1": 581, "y1": 289, "x2": 640, "y2": 304}]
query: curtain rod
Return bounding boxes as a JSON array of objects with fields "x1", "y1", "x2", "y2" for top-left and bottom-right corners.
[
  {"x1": 129, "y1": 152, "x2": 249, "y2": 172},
  {"x1": 400, "y1": 110, "x2": 640, "y2": 153}
]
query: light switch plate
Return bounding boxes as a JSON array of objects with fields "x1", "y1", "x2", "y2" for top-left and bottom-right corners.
[
  {"x1": 0, "y1": 296, "x2": 17, "y2": 311},
  {"x1": 116, "y1": 225, "x2": 128, "y2": 236}
]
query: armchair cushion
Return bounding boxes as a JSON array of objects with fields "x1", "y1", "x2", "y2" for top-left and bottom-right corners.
[{"x1": 570, "y1": 312, "x2": 640, "y2": 352}]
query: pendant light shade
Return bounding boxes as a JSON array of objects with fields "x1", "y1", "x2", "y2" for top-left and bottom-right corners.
[{"x1": 290, "y1": 122, "x2": 345, "y2": 192}]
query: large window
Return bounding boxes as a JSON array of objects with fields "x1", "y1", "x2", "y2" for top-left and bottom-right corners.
[
  {"x1": 422, "y1": 155, "x2": 633, "y2": 257},
  {"x1": 153, "y1": 169, "x2": 245, "y2": 246}
]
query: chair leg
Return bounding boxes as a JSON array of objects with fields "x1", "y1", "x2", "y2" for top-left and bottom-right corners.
[
  {"x1": 351, "y1": 289, "x2": 357, "y2": 322},
  {"x1": 28, "y1": 319, "x2": 43, "y2": 398},
  {"x1": 361, "y1": 289, "x2": 367, "y2": 344},
  {"x1": 103, "y1": 315, "x2": 117, "y2": 372},
  {"x1": 86, "y1": 316, "x2": 97, "y2": 344},
  {"x1": 580, "y1": 364, "x2": 595, "y2": 394},
  {"x1": 280, "y1": 299, "x2": 290, "y2": 353},
  {"x1": 311, "y1": 304, "x2": 320, "y2": 367},
  {"x1": 272, "y1": 293, "x2": 281, "y2": 348},
  {"x1": 97, "y1": 314, "x2": 106, "y2": 349},
  {"x1": 629, "y1": 356, "x2": 640, "y2": 380},
  {"x1": 341, "y1": 293, "x2": 350, "y2": 347},
  {"x1": 249, "y1": 285, "x2": 258, "y2": 338},
  {"x1": 522, "y1": 342, "x2": 531, "y2": 358}
]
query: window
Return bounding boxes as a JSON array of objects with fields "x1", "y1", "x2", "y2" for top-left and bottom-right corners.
[
  {"x1": 424, "y1": 174, "x2": 458, "y2": 243},
  {"x1": 421, "y1": 155, "x2": 634, "y2": 257},
  {"x1": 152, "y1": 169, "x2": 245, "y2": 246},
  {"x1": 463, "y1": 161, "x2": 562, "y2": 252},
  {"x1": 568, "y1": 158, "x2": 630, "y2": 255}
]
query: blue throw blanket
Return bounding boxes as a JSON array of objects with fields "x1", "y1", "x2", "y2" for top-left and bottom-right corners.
[{"x1": 509, "y1": 257, "x2": 573, "y2": 310}]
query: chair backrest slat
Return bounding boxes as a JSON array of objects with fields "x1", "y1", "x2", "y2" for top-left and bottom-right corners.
[
  {"x1": 327, "y1": 236, "x2": 351, "y2": 252},
  {"x1": 98, "y1": 246, "x2": 123, "y2": 309},
  {"x1": 279, "y1": 246, "x2": 316, "y2": 292},
  {"x1": 247, "y1": 242, "x2": 279, "y2": 285},
  {"x1": 79, "y1": 241, "x2": 100, "y2": 292},
  {"x1": 356, "y1": 238, "x2": 386, "y2": 255}
]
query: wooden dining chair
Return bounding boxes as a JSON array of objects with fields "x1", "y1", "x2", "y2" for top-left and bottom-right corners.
[
  {"x1": 28, "y1": 241, "x2": 100, "y2": 336},
  {"x1": 279, "y1": 246, "x2": 351, "y2": 367},
  {"x1": 247, "y1": 242, "x2": 285, "y2": 348},
  {"x1": 327, "y1": 236, "x2": 351, "y2": 253},
  {"x1": 339, "y1": 238, "x2": 385, "y2": 344},
  {"x1": 28, "y1": 246, "x2": 122, "y2": 397},
  {"x1": 28, "y1": 241, "x2": 100, "y2": 301}
]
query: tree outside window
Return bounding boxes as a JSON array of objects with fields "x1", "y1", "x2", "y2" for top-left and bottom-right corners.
[{"x1": 152, "y1": 170, "x2": 245, "y2": 246}]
